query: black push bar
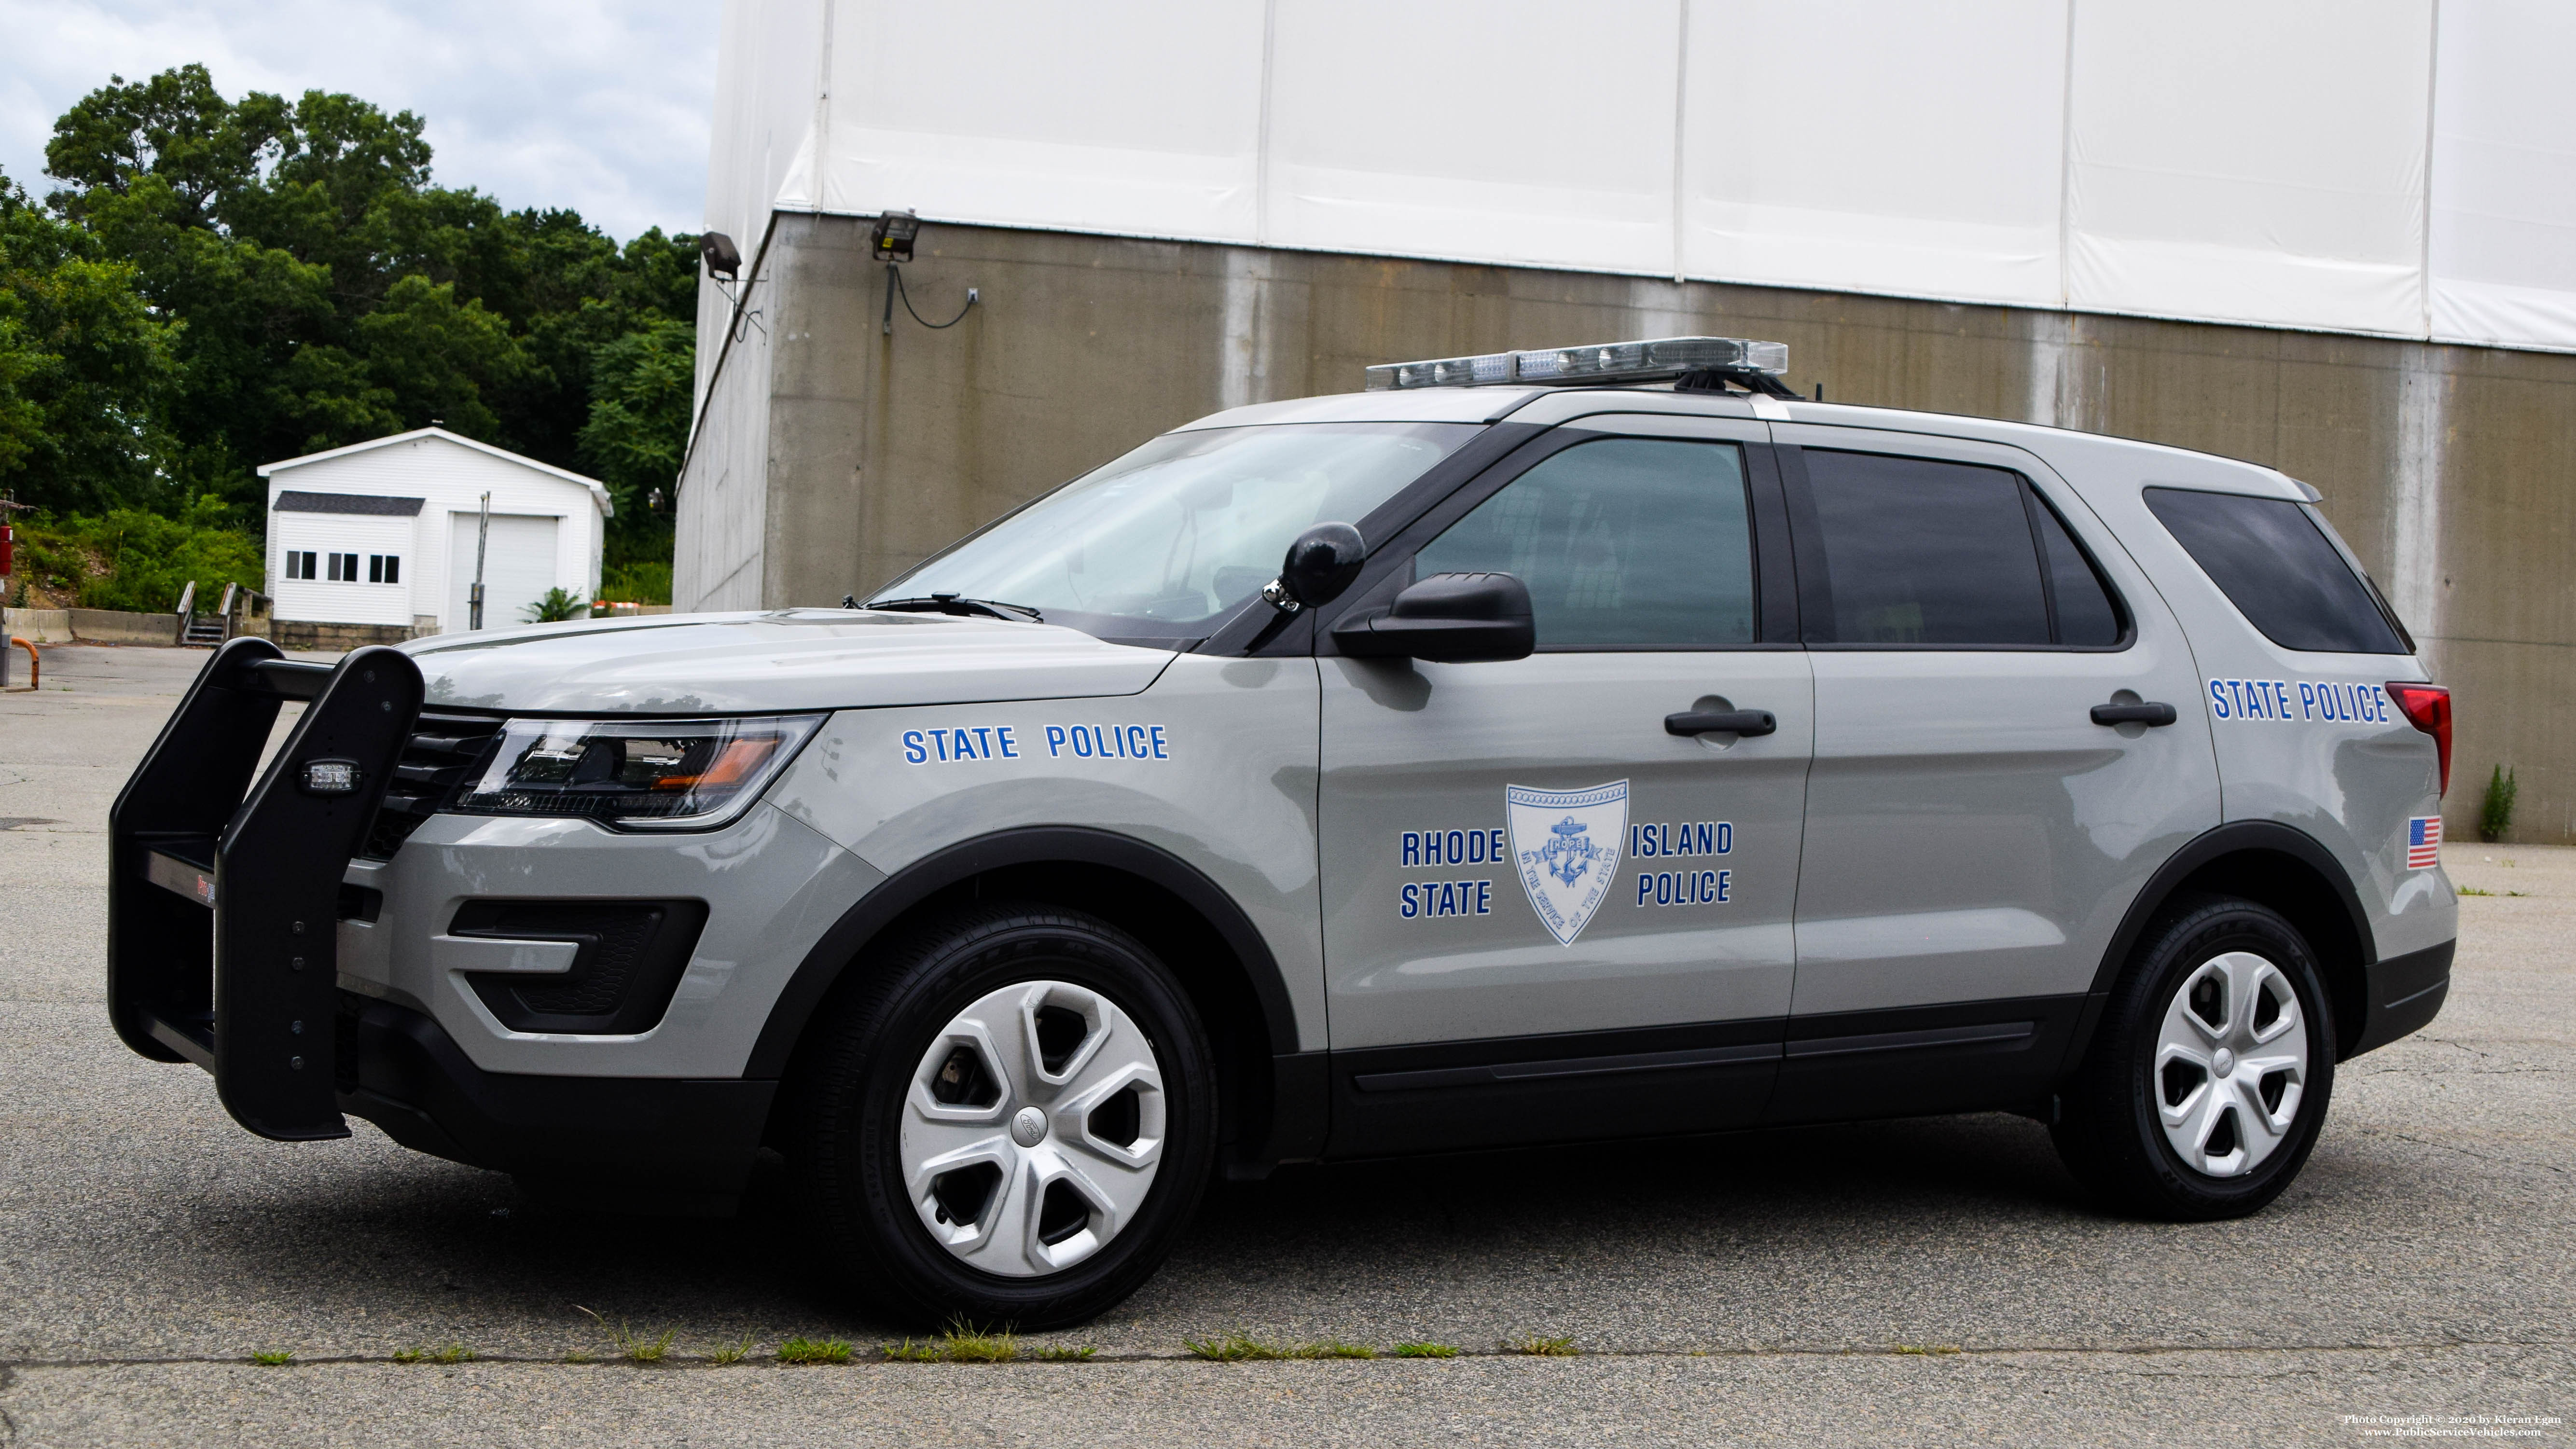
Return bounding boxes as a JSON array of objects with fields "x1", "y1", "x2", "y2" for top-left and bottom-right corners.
[{"x1": 107, "y1": 637, "x2": 424, "y2": 1140}]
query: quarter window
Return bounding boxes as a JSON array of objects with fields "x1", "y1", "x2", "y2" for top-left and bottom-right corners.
[
  {"x1": 2143, "y1": 487, "x2": 2407, "y2": 654},
  {"x1": 2032, "y1": 496, "x2": 2124, "y2": 647},
  {"x1": 1415, "y1": 439, "x2": 1757, "y2": 649}
]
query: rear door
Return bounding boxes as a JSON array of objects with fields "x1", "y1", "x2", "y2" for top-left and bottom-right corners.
[
  {"x1": 1314, "y1": 417, "x2": 1813, "y2": 1154},
  {"x1": 1771, "y1": 426, "x2": 2220, "y2": 1120}
]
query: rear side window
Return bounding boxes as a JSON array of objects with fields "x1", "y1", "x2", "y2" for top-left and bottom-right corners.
[
  {"x1": 1417, "y1": 438, "x2": 1756, "y2": 649},
  {"x1": 2143, "y1": 487, "x2": 2407, "y2": 654},
  {"x1": 1792, "y1": 450, "x2": 2121, "y2": 648}
]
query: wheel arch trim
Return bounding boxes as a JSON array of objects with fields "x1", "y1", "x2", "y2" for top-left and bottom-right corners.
[
  {"x1": 745, "y1": 827, "x2": 1302, "y2": 1080},
  {"x1": 2069, "y1": 820, "x2": 2378, "y2": 1069}
]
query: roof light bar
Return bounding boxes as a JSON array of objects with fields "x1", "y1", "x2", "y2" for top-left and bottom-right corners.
[{"x1": 1365, "y1": 336, "x2": 1789, "y2": 391}]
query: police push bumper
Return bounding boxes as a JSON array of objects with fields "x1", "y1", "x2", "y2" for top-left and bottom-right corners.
[{"x1": 108, "y1": 637, "x2": 425, "y2": 1141}]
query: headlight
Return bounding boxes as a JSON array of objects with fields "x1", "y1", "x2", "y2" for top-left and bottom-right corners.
[{"x1": 452, "y1": 715, "x2": 824, "y2": 831}]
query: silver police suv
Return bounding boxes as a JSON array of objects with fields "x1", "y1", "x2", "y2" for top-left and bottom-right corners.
[{"x1": 109, "y1": 337, "x2": 2457, "y2": 1328}]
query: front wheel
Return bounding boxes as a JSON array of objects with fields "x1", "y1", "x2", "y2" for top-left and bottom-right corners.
[
  {"x1": 785, "y1": 902, "x2": 1218, "y2": 1328},
  {"x1": 2053, "y1": 896, "x2": 2336, "y2": 1220}
]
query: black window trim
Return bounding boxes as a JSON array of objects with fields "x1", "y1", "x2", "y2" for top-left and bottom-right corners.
[
  {"x1": 1305, "y1": 425, "x2": 1801, "y2": 657},
  {"x1": 1777, "y1": 443, "x2": 2136, "y2": 654}
]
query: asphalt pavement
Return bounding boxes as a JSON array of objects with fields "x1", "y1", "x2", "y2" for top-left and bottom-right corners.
[{"x1": 1, "y1": 644, "x2": 2568, "y2": 1446}]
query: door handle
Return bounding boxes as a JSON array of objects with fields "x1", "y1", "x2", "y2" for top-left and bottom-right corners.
[
  {"x1": 2090, "y1": 701, "x2": 2178, "y2": 727},
  {"x1": 1665, "y1": 709, "x2": 1776, "y2": 737}
]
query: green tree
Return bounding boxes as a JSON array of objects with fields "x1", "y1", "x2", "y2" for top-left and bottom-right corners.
[
  {"x1": 0, "y1": 171, "x2": 178, "y2": 512},
  {"x1": 27, "y1": 64, "x2": 696, "y2": 583},
  {"x1": 578, "y1": 313, "x2": 692, "y2": 566}
]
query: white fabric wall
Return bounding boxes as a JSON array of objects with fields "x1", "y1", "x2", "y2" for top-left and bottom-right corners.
[
  {"x1": 2428, "y1": 0, "x2": 2576, "y2": 350},
  {"x1": 2065, "y1": 0, "x2": 2432, "y2": 335},
  {"x1": 699, "y1": 0, "x2": 2576, "y2": 394}
]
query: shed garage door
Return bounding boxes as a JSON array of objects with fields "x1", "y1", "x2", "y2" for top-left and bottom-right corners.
[{"x1": 446, "y1": 512, "x2": 562, "y2": 631}]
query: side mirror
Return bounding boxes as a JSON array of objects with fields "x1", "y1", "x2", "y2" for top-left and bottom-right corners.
[
  {"x1": 1263, "y1": 522, "x2": 1366, "y2": 612},
  {"x1": 1332, "y1": 571, "x2": 1535, "y2": 663}
]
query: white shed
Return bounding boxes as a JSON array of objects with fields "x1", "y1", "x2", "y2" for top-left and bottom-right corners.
[{"x1": 259, "y1": 428, "x2": 612, "y2": 638}]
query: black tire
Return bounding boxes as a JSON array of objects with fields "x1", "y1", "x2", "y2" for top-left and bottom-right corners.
[
  {"x1": 2052, "y1": 895, "x2": 2337, "y2": 1220},
  {"x1": 784, "y1": 901, "x2": 1217, "y2": 1329}
]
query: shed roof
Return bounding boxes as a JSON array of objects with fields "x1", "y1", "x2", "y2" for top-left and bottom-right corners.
[
  {"x1": 258, "y1": 427, "x2": 613, "y2": 517},
  {"x1": 275, "y1": 490, "x2": 426, "y2": 516}
]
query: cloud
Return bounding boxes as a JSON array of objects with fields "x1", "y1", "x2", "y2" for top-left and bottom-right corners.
[{"x1": 1, "y1": 0, "x2": 717, "y2": 240}]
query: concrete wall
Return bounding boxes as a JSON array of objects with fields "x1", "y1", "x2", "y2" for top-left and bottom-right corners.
[{"x1": 676, "y1": 217, "x2": 2576, "y2": 843}]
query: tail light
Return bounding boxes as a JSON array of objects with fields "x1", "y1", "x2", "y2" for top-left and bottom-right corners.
[{"x1": 2385, "y1": 683, "x2": 2451, "y2": 795}]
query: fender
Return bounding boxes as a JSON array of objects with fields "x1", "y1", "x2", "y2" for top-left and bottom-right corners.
[
  {"x1": 745, "y1": 826, "x2": 1305, "y2": 1078},
  {"x1": 2062, "y1": 819, "x2": 2377, "y2": 1073}
]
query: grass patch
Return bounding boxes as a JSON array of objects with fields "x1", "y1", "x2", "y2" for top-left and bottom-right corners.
[
  {"x1": 561, "y1": 1350, "x2": 596, "y2": 1364},
  {"x1": 389, "y1": 1343, "x2": 475, "y2": 1365},
  {"x1": 250, "y1": 1351, "x2": 292, "y2": 1366},
  {"x1": 883, "y1": 1322, "x2": 1022, "y2": 1363},
  {"x1": 1183, "y1": 1333, "x2": 1285, "y2": 1362},
  {"x1": 1505, "y1": 1335, "x2": 1578, "y2": 1357},
  {"x1": 1391, "y1": 1342, "x2": 1459, "y2": 1359},
  {"x1": 777, "y1": 1336, "x2": 854, "y2": 1366},
  {"x1": 709, "y1": 1338, "x2": 755, "y2": 1366},
  {"x1": 1033, "y1": 1345, "x2": 1097, "y2": 1362},
  {"x1": 1892, "y1": 1344, "x2": 1964, "y2": 1355},
  {"x1": 1183, "y1": 1334, "x2": 1378, "y2": 1361},
  {"x1": 2457, "y1": 885, "x2": 2494, "y2": 896},
  {"x1": 577, "y1": 1306, "x2": 676, "y2": 1364},
  {"x1": 942, "y1": 1325, "x2": 1019, "y2": 1364}
]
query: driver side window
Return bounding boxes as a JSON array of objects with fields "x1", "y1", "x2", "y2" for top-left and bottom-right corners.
[{"x1": 1414, "y1": 438, "x2": 1756, "y2": 649}]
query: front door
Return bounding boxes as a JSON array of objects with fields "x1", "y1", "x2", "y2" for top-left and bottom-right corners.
[
  {"x1": 1772, "y1": 427, "x2": 2221, "y2": 1121},
  {"x1": 1315, "y1": 420, "x2": 1813, "y2": 1154}
]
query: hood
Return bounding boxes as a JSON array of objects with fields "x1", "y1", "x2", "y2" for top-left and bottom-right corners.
[{"x1": 401, "y1": 609, "x2": 1178, "y2": 715}]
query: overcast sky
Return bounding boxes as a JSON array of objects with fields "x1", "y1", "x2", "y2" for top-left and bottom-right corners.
[{"x1": 0, "y1": 0, "x2": 718, "y2": 241}]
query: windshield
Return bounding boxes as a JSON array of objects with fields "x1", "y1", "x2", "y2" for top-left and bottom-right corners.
[{"x1": 874, "y1": 422, "x2": 1480, "y2": 642}]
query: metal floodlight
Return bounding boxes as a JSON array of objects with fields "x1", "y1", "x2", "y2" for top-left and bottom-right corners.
[
  {"x1": 700, "y1": 232, "x2": 742, "y2": 280},
  {"x1": 870, "y1": 209, "x2": 921, "y2": 262}
]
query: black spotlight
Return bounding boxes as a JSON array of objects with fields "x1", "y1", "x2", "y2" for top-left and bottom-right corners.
[
  {"x1": 700, "y1": 232, "x2": 741, "y2": 279},
  {"x1": 870, "y1": 209, "x2": 919, "y2": 262}
]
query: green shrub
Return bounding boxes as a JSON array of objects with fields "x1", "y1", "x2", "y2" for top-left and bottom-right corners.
[
  {"x1": 600, "y1": 559, "x2": 671, "y2": 604},
  {"x1": 2479, "y1": 765, "x2": 2518, "y2": 843},
  {"x1": 522, "y1": 586, "x2": 587, "y2": 623},
  {"x1": 9, "y1": 497, "x2": 262, "y2": 612}
]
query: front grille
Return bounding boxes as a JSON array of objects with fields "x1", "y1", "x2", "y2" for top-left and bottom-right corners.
[{"x1": 360, "y1": 711, "x2": 507, "y2": 859}]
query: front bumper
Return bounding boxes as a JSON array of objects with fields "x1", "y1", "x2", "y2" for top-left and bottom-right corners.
[{"x1": 339, "y1": 994, "x2": 773, "y2": 1211}]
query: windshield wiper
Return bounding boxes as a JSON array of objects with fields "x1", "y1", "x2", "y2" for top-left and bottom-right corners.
[{"x1": 864, "y1": 593, "x2": 1044, "y2": 623}]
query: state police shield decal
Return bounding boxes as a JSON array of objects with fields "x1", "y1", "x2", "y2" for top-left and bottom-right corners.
[{"x1": 1506, "y1": 781, "x2": 1628, "y2": 946}]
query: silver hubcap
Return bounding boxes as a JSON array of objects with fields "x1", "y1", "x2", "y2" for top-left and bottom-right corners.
[
  {"x1": 2155, "y1": 951, "x2": 2309, "y2": 1177},
  {"x1": 901, "y1": 980, "x2": 1166, "y2": 1277}
]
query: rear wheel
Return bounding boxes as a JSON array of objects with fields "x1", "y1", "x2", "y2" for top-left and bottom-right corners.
[
  {"x1": 786, "y1": 902, "x2": 1217, "y2": 1328},
  {"x1": 2053, "y1": 896, "x2": 2336, "y2": 1220}
]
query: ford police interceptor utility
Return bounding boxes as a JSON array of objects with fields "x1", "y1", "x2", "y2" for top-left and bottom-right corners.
[{"x1": 108, "y1": 337, "x2": 2457, "y2": 1327}]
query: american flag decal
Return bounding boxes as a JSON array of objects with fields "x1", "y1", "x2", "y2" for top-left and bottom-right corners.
[{"x1": 2406, "y1": 816, "x2": 2442, "y2": 870}]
